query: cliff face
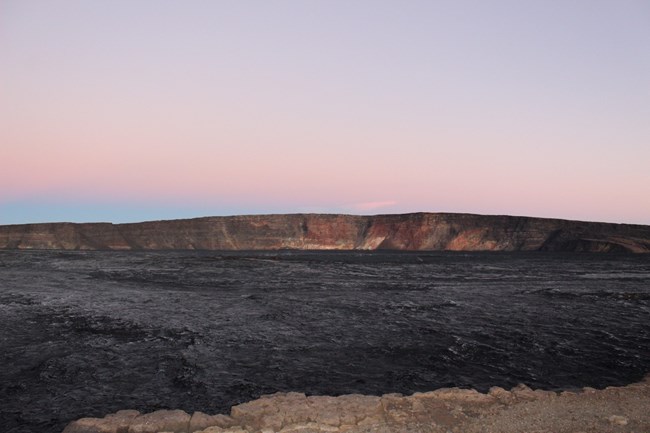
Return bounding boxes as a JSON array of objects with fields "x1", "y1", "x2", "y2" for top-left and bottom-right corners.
[{"x1": 1, "y1": 213, "x2": 649, "y2": 252}]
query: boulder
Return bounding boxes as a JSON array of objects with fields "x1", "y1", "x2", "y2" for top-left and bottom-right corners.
[
  {"x1": 189, "y1": 412, "x2": 236, "y2": 432},
  {"x1": 127, "y1": 409, "x2": 191, "y2": 433},
  {"x1": 63, "y1": 410, "x2": 141, "y2": 433}
]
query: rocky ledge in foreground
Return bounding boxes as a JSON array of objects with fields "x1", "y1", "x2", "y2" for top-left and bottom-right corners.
[
  {"x1": 3, "y1": 212, "x2": 650, "y2": 252},
  {"x1": 63, "y1": 375, "x2": 650, "y2": 433}
]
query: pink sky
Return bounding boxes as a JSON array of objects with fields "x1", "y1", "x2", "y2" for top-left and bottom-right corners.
[{"x1": 1, "y1": 1, "x2": 649, "y2": 224}]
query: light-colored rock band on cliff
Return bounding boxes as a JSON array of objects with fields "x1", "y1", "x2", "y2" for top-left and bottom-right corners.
[
  {"x1": 2, "y1": 213, "x2": 650, "y2": 252},
  {"x1": 63, "y1": 375, "x2": 650, "y2": 433}
]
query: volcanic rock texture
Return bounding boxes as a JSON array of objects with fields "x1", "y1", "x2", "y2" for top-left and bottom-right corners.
[
  {"x1": 2, "y1": 213, "x2": 650, "y2": 252},
  {"x1": 63, "y1": 375, "x2": 650, "y2": 433}
]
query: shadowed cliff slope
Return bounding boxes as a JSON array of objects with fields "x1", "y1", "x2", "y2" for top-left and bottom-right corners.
[{"x1": 1, "y1": 213, "x2": 649, "y2": 252}]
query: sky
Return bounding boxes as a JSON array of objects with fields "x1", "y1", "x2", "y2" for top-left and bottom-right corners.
[{"x1": 1, "y1": 0, "x2": 649, "y2": 225}]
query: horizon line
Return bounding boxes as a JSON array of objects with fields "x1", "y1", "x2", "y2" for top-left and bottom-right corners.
[{"x1": 2, "y1": 211, "x2": 648, "y2": 228}]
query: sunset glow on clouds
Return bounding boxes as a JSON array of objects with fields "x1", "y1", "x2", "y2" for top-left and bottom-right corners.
[{"x1": 1, "y1": 1, "x2": 649, "y2": 224}]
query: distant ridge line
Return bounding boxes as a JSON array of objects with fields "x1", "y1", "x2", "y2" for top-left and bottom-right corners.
[{"x1": 1, "y1": 212, "x2": 649, "y2": 253}]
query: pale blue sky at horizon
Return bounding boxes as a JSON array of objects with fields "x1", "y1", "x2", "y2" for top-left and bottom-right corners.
[{"x1": 2, "y1": 1, "x2": 649, "y2": 225}]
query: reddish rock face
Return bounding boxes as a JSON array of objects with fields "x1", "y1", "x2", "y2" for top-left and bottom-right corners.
[{"x1": 1, "y1": 213, "x2": 649, "y2": 253}]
